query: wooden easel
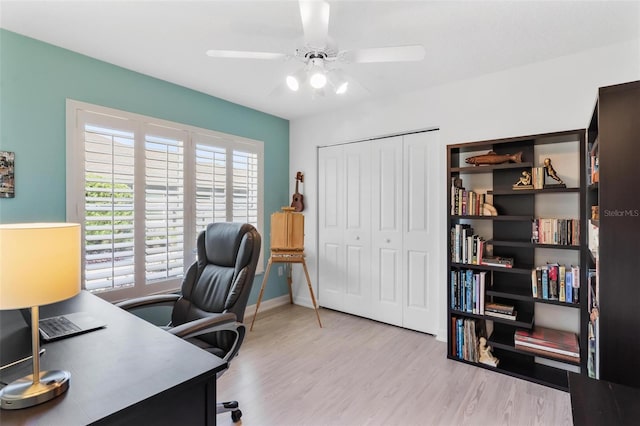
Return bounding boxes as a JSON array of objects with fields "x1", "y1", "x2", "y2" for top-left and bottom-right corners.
[{"x1": 250, "y1": 207, "x2": 322, "y2": 330}]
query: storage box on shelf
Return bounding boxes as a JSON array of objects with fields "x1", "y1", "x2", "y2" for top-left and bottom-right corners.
[{"x1": 447, "y1": 129, "x2": 586, "y2": 391}]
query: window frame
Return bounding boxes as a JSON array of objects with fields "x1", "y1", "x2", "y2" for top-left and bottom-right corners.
[{"x1": 66, "y1": 99, "x2": 264, "y2": 303}]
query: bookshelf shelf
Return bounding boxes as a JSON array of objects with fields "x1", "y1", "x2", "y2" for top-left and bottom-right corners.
[
  {"x1": 450, "y1": 215, "x2": 533, "y2": 221},
  {"x1": 489, "y1": 240, "x2": 581, "y2": 250},
  {"x1": 447, "y1": 129, "x2": 586, "y2": 391},
  {"x1": 488, "y1": 187, "x2": 580, "y2": 195},
  {"x1": 451, "y1": 162, "x2": 533, "y2": 174}
]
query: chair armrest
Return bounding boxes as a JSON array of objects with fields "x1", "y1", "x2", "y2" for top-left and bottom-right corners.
[
  {"x1": 168, "y1": 312, "x2": 238, "y2": 340},
  {"x1": 115, "y1": 293, "x2": 181, "y2": 311}
]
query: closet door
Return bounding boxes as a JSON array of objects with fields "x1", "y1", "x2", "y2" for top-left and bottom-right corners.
[
  {"x1": 318, "y1": 145, "x2": 346, "y2": 311},
  {"x1": 370, "y1": 136, "x2": 404, "y2": 326},
  {"x1": 402, "y1": 132, "x2": 439, "y2": 334},
  {"x1": 342, "y1": 142, "x2": 372, "y2": 318}
]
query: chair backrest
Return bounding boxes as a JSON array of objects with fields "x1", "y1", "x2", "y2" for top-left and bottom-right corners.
[{"x1": 172, "y1": 223, "x2": 261, "y2": 348}]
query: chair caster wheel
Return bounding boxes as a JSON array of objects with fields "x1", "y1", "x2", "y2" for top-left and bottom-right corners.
[{"x1": 231, "y1": 409, "x2": 242, "y2": 422}]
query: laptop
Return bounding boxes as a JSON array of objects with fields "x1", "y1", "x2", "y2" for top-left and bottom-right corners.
[{"x1": 20, "y1": 309, "x2": 106, "y2": 342}]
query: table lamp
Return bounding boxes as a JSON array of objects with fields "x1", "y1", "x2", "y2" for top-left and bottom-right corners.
[{"x1": 0, "y1": 223, "x2": 81, "y2": 410}]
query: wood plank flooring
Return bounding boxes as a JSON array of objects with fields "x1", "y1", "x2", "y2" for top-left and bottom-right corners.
[{"x1": 217, "y1": 305, "x2": 573, "y2": 426}]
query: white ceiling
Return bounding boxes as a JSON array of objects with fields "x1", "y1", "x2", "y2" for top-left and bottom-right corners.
[{"x1": 1, "y1": 1, "x2": 639, "y2": 120}]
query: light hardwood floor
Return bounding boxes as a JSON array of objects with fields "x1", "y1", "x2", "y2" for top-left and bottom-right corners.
[{"x1": 217, "y1": 305, "x2": 573, "y2": 426}]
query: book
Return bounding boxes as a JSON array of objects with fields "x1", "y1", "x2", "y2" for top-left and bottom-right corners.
[
  {"x1": 536, "y1": 268, "x2": 543, "y2": 299},
  {"x1": 481, "y1": 256, "x2": 513, "y2": 268},
  {"x1": 514, "y1": 326, "x2": 579, "y2": 354},
  {"x1": 514, "y1": 342, "x2": 580, "y2": 363},
  {"x1": 478, "y1": 271, "x2": 487, "y2": 315},
  {"x1": 571, "y1": 265, "x2": 580, "y2": 303},
  {"x1": 484, "y1": 310, "x2": 517, "y2": 321},
  {"x1": 565, "y1": 270, "x2": 573, "y2": 302},
  {"x1": 514, "y1": 339, "x2": 579, "y2": 358},
  {"x1": 531, "y1": 269, "x2": 538, "y2": 298},
  {"x1": 541, "y1": 267, "x2": 549, "y2": 299},
  {"x1": 547, "y1": 263, "x2": 559, "y2": 300},
  {"x1": 485, "y1": 302, "x2": 515, "y2": 315},
  {"x1": 559, "y1": 265, "x2": 566, "y2": 302}
]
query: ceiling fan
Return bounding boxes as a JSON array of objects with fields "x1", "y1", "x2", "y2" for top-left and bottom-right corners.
[{"x1": 206, "y1": 1, "x2": 425, "y2": 96}]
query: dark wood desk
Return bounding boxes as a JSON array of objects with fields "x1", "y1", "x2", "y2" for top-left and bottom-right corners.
[
  {"x1": 569, "y1": 372, "x2": 640, "y2": 426},
  {"x1": 0, "y1": 291, "x2": 227, "y2": 425}
]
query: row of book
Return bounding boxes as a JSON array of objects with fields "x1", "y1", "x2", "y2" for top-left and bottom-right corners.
[
  {"x1": 514, "y1": 325, "x2": 580, "y2": 363},
  {"x1": 531, "y1": 264, "x2": 580, "y2": 303},
  {"x1": 531, "y1": 218, "x2": 580, "y2": 246},
  {"x1": 450, "y1": 179, "x2": 488, "y2": 216},
  {"x1": 450, "y1": 269, "x2": 487, "y2": 314},
  {"x1": 530, "y1": 167, "x2": 546, "y2": 189},
  {"x1": 451, "y1": 317, "x2": 485, "y2": 362},
  {"x1": 450, "y1": 224, "x2": 486, "y2": 265}
]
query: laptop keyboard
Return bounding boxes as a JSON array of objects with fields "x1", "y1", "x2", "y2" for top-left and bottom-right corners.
[{"x1": 40, "y1": 316, "x2": 81, "y2": 338}]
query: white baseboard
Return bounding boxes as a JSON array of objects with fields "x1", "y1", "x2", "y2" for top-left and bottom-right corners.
[{"x1": 243, "y1": 294, "x2": 291, "y2": 323}]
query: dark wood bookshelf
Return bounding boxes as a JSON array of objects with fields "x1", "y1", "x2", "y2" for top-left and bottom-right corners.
[
  {"x1": 447, "y1": 129, "x2": 586, "y2": 391},
  {"x1": 588, "y1": 80, "x2": 640, "y2": 387}
]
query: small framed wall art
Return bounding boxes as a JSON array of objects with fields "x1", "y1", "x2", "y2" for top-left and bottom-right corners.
[{"x1": 0, "y1": 151, "x2": 15, "y2": 198}]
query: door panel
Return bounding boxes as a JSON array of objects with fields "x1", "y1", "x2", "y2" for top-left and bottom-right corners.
[
  {"x1": 402, "y1": 132, "x2": 439, "y2": 334},
  {"x1": 318, "y1": 146, "x2": 345, "y2": 311},
  {"x1": 343, "y1": 143, "x2": 372, "y2": 317},
  {"x1": 371, "y1": 137, "x2": 403, "y2": 326}
]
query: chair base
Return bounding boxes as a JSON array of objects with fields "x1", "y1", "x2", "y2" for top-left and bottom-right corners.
[{"x1": 217, "y1": 400, "x2": 242, "y2": 422}]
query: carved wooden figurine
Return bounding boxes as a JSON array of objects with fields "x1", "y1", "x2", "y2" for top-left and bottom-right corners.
[{"x1": 478, "y1": 337, "x2": 499, "y2": 367}]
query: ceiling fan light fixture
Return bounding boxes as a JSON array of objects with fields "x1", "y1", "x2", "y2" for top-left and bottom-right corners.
[
  {"x1": 286, "y1": 75, "x2": 300, "y2": 91},
  {"x1": 309, "y1": 71, "x2": 327, "y2": 89}
]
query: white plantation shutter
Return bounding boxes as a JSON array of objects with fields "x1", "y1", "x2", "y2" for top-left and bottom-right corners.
[
  {"x1": 83, "y1": 122, "x2": 136, "y2": 292},
  {"x1": 67, "y1": 100, "x2": 264, "y2": 301},
  {"x1": 232, "y1": 150, "x2": 259, "y2": 225},
  {"x1": 144, "y1": 128, "x2": 185, "y2": 283},
  {"x1": 195, "y1": 143, "x2": 227, "y2": 237}
]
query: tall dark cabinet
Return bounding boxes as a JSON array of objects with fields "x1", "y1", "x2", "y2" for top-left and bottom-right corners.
[{"x1": 589, "y1": 80, "x2": 640, "y2": 387}]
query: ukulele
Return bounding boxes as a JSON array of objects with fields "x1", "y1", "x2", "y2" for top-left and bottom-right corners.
[{"x1": 291, "y1": 172, "x2": 304, "y2": 212}]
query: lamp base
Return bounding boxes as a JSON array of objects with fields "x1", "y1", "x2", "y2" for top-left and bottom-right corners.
[{"x1": 0, "y1": 370, "x2": 71, "y2": 410}]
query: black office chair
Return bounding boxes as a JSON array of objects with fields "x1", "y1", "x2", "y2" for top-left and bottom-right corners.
[{"x1": 117, "y1": 222, "x2": 261, "y2": 423}]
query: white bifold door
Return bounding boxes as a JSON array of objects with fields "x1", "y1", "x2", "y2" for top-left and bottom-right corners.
[{"x1": 318, "y1": 131, "x2": 439, "y2": 334}]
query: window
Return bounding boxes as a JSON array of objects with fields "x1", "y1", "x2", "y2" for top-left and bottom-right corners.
[{"x1": 67, "y1": 100, "x2": 264, "y2": 302}]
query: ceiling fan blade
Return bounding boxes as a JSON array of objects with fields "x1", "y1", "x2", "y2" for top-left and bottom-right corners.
[
  {"x1": 206, "y1": 50, "x2": 287, "y2": 60},
  {"x1": 299, "y1": 1, "x2": 330, "y2": 49},
  {"x1": 341, "y1": 45, "x2": 426, "y2": 63}
]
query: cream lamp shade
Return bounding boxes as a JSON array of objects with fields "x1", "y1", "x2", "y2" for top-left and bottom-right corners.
[{"x1": 0, "y1": 223, "x2": 81, "y2": 309}]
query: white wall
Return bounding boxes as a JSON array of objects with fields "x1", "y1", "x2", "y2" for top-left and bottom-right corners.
[{"x1": 290, "y1": 39, "x2": 640, "y2": 341}]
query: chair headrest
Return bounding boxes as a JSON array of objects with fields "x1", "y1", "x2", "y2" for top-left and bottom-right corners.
[{"x1": 204, "y1": 222, "x2": 255, "y2": 267}]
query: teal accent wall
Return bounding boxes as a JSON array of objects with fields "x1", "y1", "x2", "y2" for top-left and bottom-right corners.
[{"x1": 0, "y1": 29, "x2": 290, "y2": 304}]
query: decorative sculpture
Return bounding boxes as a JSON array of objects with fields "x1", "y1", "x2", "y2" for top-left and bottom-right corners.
[
  {"x1": 513, "y1": 170, "x2": 533, "y2": 190},
  {"x1": 465, "y1": 151, "x2": 523, "y2": 166},
  {"x1": 543, "y1": 158, "x2": 565, "y2": 187},
  {"x1": 478, "y1": 337, "x2": 499, "y2": 367}
]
